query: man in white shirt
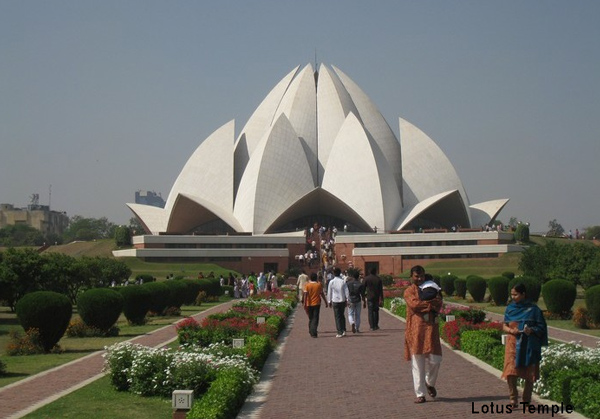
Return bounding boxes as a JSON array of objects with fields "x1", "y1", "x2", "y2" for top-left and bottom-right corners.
[
  {"x1": 296, "y1": 270, "x2": 309, "y2": 299},
  {"x1": 327, "y1": 267, "x2": 350, "y2": 337}
]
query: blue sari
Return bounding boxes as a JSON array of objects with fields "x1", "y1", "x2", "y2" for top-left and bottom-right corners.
[{"x1": 504, "y1": 300, "x2": 548, "y2": 368}]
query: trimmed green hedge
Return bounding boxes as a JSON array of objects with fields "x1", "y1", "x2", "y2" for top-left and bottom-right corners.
[
  {"x1": 542, "y1": 279, "x2": 576, "y2": 314},
  {"x1": 488, "y1": 276, "x2": 509, "y2": 306},
  {"x1": 15, "y1": 291, "x2": 72, "y2": 352},
  {"x1": 77, "y1": 288, "x2": 124, "y2": 332},
  {"x1": 466, "y1": 276, "x2": 487, "y2": 302},
  {"x1": 454, "y1": 278, "x2": 467, "y2": 299},
  {"x1": 441, "y1": 274, "x2": 457, "y2": 296},
  {"x1": 585, "y1": 285, "x2": 600, "y2": 324},
  {"x1": 460, "y1": 329, "x2": 504, "y2": 371},
  {"x1": 118, "y1": 285, "x2": 151, "y2": 325}
]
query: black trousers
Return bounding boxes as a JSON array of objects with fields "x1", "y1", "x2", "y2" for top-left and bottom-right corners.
[
  {"x1": 332, "y1": 302, "x2": 347, "y2": 334},
  {"x1": 367, "y1": 300, "x2": 380, "y2": 329},
  {"x1": 307, "y1": 305, "x2": 321, "y2": 337}
]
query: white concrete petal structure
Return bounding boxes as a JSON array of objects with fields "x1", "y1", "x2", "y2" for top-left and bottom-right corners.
[
  {"x1": 322, "y1": 113, "x2": 402, "y2": 232},
  {"x1": 128, "y1": 63, "x2": 508, "y2": 235}
]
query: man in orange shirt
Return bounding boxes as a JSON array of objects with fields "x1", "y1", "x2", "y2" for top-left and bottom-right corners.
[{"x1": 303, "y1": 273, "x2": 328, "y2": 338}]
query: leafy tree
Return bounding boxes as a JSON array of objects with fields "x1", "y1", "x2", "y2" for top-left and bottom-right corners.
[
  {"x1": 0, "y1": 248, "x2": 45, "y2": 311},
  {"x1": 546, "y1": 219, "x2": 565, "y2": 237},
  {"x1": 508, "y1": 217, "x2": 520, "y2": 229},
  {"x1": 128, "y1": 217, "x2": 146, "y2": 235},
  {"x1": 40, "y1": 253, "x2": 92, "y2": 304},
  {"x1": 0, "y1": 224, "x2": 46, "y2": 246},
  {"x1": 114, "y1": 226, "x2": 132, "y2": 247},
  {"x1": 520, "y1": 241, "x2": 599, "y2": 286},
  {"x1": 584, "y1": 226, "x2": 600, "y2": 240},
  {"x1": 581, "y1": 252, "x2": 600, "y2": 289},
  {"x1": 84, "y1": 257, "x2": 131, "y2": 287},
  {"x1": 514, "y1": 223, "x2": 530, "y2": 243},
  {"x1": 62, "y1": 216, "x2": 117, "y2": 242}
]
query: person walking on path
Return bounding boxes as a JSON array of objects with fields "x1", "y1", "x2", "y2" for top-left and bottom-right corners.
[
  {"x1": 501, "y1": 283, "x2": 548, "y2": 407},
  {"x1": 346, "y1": 271, "x2": 366, "y2": 333},
  {"x1": 327, "y1": 267, "x2": 349, "y2": 337},
  {"x1": 303, "y1": 272, "x2": 328, "y2": 338},
  {"x1": 296, "y1": 270, "x2": 309, "y2": 299},
  {"x1": 363, "y1": 267, "x2": 384, "y2": 330},
  {"x1": 404, "y1": 265, "x2": 443, "y2": 404}
]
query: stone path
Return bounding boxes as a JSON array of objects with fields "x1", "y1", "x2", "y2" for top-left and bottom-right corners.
[
  {"x1": 0, "y1": 300, "x2": 595, "y2": 418},
  {"x1": 239, "y1": 305, "x2": 591, "y2": 419}
]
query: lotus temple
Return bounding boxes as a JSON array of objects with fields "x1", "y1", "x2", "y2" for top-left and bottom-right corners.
[{"x1": 113, "y1": 63, "x2": 521, "y2": 274}]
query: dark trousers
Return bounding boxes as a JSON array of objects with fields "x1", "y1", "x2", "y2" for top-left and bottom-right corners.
[
  {"x1": 332, "y1": 302, "x2": 347, "y2": 334},
  {"x1": 307, "y1": 305, "x2": 321, "y2": 337},
  {"x1": 367, "y1": 300, "x2": 380, "y2": 329}
]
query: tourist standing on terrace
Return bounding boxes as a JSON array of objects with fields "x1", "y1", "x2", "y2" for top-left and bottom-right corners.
[
  {"x1": 501, "y1": 283, "x2": 548, "y2": 408},
  {"x1": 404, "y1": 265, "x2": 443, "y2": 404},
  {"x1": 303, "y1": 273, "x2": 328, "y2": 338},
  {"x1": 363, "y1": 267, "x2": 384, "y2": 330},
  {"x1": 327, "y1": 267, "x2": 349, "y2": 338}
]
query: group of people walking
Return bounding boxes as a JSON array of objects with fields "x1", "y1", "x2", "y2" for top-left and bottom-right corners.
[
  {"x1": 298, "y1": 264, "x2": 548, "y2": 407},
  {"x1": 299, "y1": 267, "x2": 384, "y2": 338}
]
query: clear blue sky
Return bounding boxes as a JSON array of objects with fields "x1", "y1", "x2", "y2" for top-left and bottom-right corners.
[{"x1": 1, "y1": 1, "x2": 599, "y2": 234}]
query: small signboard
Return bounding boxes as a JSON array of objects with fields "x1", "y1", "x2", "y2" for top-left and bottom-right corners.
[
  {"x1": 232, "y1": 338, "x2": 245, "y2": 348},
  {"x1": 256, "y1": 316, "x2": 266, "y2": 324},
  {"x1": 445, "y1": 315, "x2": 456, "y2": 322}
]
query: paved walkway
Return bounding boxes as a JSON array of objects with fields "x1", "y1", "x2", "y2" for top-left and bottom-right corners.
[
  {"x1": 239, "y1": 306, "x2": 591, "y2": 419},
  {"x1": 0, "y1": 300, "x2": 595, "y2": 418}
]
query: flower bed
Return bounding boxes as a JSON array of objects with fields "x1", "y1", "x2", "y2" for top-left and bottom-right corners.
[{"x1": 104, "y1": 295, "x2": 293, "y2": 419}]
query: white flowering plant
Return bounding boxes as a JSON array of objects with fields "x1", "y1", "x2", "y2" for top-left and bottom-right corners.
[
  {"x1": 103, "y1": 341, "x2": 257, "y2": 398},
  {"x1": 534, "y1": 341, "x2": 600, "y2": 419}
]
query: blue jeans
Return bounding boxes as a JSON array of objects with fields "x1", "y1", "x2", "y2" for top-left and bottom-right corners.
[{"x1": 347, "y1": 301, "x2": 362, "y2": 331}]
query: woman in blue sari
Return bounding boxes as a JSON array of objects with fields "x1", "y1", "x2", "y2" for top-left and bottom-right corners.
[{"x1": 501, "y1": 283, "x2": 548, "y2": 407}]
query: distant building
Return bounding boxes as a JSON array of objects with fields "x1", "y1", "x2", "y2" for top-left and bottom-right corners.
[
  {"x1": 0, "y1": 203, "x2": 69, "y2": 237},
  {"x1": 134, "y1": 190, "x2": 165, "y2": 208}
]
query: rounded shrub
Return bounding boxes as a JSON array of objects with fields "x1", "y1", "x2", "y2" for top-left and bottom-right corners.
[
  {"x1": 488, "y1": 276, "x2": 510, "y2": 306},
  {"x1": 441, "y1": 274, "x2": 457, "y2": 296},
  {"x1": 118, "y1": 285, "x2": 151, "y2": 325},
  {"x1": 454, "y1": 278, "x2": 467, "y2": 299},
  {"x1": 181, "y1": 279, "x2": 203, "y2": 305},
  {"x1": 163, "y1": 280, "x2": 189, "y2": 308},
  {"x1": 15, "y1": 291, "x2": 72, "y2": 352},
  {"x1": 466, "y1": 276, "x2": 487, "y2": 302},
  {"x1": 585, "y1": 284, "x2": 600, "y2": 325},
  {"x1": 142, "y1": 281, "x2": 170, "y2": 315},
  {"x1": 502, "y1": 271, "x2": 515, "y2": 280},
  {"x1": 135, "y1": 273, "x2": 155, "y2": 284},
  {"x1": 508, "y1": 276, "x2": 542, "y2": 303},
  {"x1": 77, "y1": 288, "x2": 124, "y2": 332},
  {"x1": 542, "y1": 279, "x2": 576, "y2": 315}
]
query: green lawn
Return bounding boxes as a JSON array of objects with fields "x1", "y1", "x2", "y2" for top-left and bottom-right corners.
[
  {"x1": 21, "y1": 376, "x2": 173, "y2": 419},
  {"x1": 422, "y1": 252, "x2": 522, "y2": 278}
]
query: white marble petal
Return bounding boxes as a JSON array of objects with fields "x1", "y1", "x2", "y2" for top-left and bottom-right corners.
[
  {"x1": 470, "y1": 199, "x2": 510, "y2": 227},
  {"x1": 274, "y1": 64, "x2": 318, "y2": 186},
  {"x1": 234, "y1": 114, "x2": 315, "y2": 234},
  {"x1": 126, "y1": 203, "x2": 166, "y2": 235},
  {"x1": 166, "y1": 120, "x2": 235, "y2": 220},
  {"x1": 400, "y1": 117, "x2": 472, "y2": 226},
  {"x1": 316, "y1": 64, "x2": 360, "y2": 184},
  {"x1": 333, "y1": 65, "x2": 403, "y2": 199},
  {"x1": 322, "y1": 112, "x2": 402, "y2": 232}
]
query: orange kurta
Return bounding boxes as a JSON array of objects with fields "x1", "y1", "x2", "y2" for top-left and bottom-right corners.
[
  {"x1": 404, "y1": 284, "x2": 443, "y2": 361},
  {"x1": 501, "y1": 321, "x2": 540, "y2": 381}
]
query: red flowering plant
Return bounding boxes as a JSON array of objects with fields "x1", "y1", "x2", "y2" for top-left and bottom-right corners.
[{"x1": 442, "y1": 317, "x2": 502, "y2": 350}]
